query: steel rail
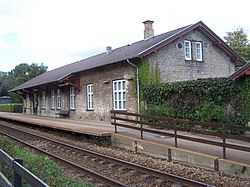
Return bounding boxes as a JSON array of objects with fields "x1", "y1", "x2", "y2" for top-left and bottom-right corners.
[
  {"x1": 0, "y1": 123, "x2": 215, "y2": 187},
  {"x1": 0, "y1": 125, "x2": 127, "y2": 187}
]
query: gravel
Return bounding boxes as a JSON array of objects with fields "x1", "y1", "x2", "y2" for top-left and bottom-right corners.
[{"x1": 1, "y1": 120, "x2": 249, "y2": 187}]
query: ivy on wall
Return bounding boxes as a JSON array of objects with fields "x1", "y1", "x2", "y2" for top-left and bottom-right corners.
[
  {"x1": 134, "y1": 60, "x2": 250, "y2": 127},
  {"x1": 133, "y1": 59, "x2": 160, "y2": 99},
  {"x1": 239, "y1": 78, "x2": 250, "y2": 123}
]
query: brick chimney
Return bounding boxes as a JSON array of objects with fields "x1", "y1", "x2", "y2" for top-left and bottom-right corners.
[{"x1": 143, "y1": 20, "x2": 154, "y2": 39}]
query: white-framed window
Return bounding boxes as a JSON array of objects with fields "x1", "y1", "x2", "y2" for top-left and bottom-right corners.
[
  {"x1": 70, "y1": 87, "x2": 76, "y2": 109},
  {"x1": 87, "y1": 84, "x2": 93, "y2": 110},
  {"x1": 51, "y1": 90, "x2": 55, "y2": 109},
  {"x1": 196, "y1": 42, "x2": 203, "y2": 61},
  {"x1": 42, "y1": 91, "x2": 46, "y2": 109},
  {"x1": 184, "y1": 40, "x2": 192, "y2": 60},
  {"x1": 113, "y1": 80, "x2": 126, "y2": 110},
  {"x1": 57, "y1": 89, "x2": 61, "y2": 109}
]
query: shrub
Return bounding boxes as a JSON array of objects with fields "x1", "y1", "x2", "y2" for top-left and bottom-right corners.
[
  {"x1": 0, "y1": 103, "x2": 22, "y2": 113},
  {"x1": 142, "y1": 103, "x2": 176, "y2": 118},
  {"x1": 194, "y1": 102, "x2": 225, "y2": 123}
]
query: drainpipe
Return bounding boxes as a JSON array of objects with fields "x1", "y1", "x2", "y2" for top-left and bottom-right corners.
[{"x1": 127, "y1": 59, "x2": 140, "y2": 122}]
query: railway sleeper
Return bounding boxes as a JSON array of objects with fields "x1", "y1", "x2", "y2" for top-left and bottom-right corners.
[
  {"x1": 66, "y1": 149, "x2": 71, "y2": 153},
  {"x1": 155, "y1": 178, "x2": 166, "y2": 184},
  {"x1": 141, "y1": 174, "x2": 152, "y2": 179},
  {"x1": 90, "y1": 157, "x2": 97, "y2": 160},
  {"x1": 107, "y1": 163, "x2": 118, "y2": 168},
  {"x1": 98, "y1": 160, "x2": 109, "y2": 165},
  {"x1": 127, "y1": 169, "x2": 137, "y2": 175}
]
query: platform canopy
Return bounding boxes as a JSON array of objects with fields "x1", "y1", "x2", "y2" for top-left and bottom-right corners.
[{"x1": 229, "y1": 62, "x2": 250, "y2": 80}]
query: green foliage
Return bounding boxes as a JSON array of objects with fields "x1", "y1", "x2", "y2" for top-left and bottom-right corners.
[
  {"x1": 133, "y1": 59, "x2": 161, "y2": 99},
  {"x1": 0, "y1": 103, "x2": 23, "y2": 113},
  {"x1": 139, "y1": 77, "x2": 250, "y2": 127},
  {"x1": 142, "y1": 103, "x2": 176, "y2": 118},
  {"x1": 138, "y1": 59, "x2": 152, "y2": 86},
  {"x1": 132, "y1": 61, "x2": 248, "y2": 128},
  {"x1": 224, "y1": 27, "x2": 250, "y2": 61},
  {"x1": 193, "y1": 102, "x2": 225, "y2": 123},
  {"x1": 152, "y1": 62, "x2": 161, "y2": 84},
  {"x1": 239, "y1": 78, "x2": 250, "y2": 122},
  {"x1": 142, "y1": 78, "x2": 238, "y2": 105},
  {"x1": 0, "y1": 63, "x2": 48, "y2": 103},
  {"x1": 0, "y1": 137, "x2": 93, "y2": 187}
]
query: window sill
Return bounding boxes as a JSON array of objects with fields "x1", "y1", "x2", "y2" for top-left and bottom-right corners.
[
  {"x1": 70, "y1": 108, "x2": 76, "y2": 111},
  {"x1": 113, "y1": 109, "x2": 127, "y2": 111},
  {"x1": 185, "y1": 60, "x2": 204, "y2": 63},
  {"x1": 86, "y1": 109, "x2": 94, "y2": 111}
]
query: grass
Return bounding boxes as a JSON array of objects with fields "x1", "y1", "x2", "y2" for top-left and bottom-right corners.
[{"x1": 0, "y1": 136, "x2": 94, "y2": 187}]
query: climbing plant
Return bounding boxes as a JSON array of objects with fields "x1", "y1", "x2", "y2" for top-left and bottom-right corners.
[
  {"x1": 133, "y1": 59, "x2": 160, "y2": 100},
  {"x1": 132, "y1": 59, "x2": 250, "y2": 127},
  {"x1": 134, "y1": 75, "x2": 250, "y2": 127},
  {"x1": 142, "y1": 78, "x2": 240, "y2": 105},
  {"x1": 239, "y1": 78, "x2": 250, "y2": 123}
]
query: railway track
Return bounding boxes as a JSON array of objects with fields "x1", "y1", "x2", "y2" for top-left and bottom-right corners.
[{"x1": 0, "y1": 123, "x2": 214, "y2": 187}]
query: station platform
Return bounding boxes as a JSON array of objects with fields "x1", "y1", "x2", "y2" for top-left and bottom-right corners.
[
  {"x1": 0, "y1": 113, "x2": 113, "y2": 137},
  {"x1": 0, "y1": 112, "x2": 250, "y2": 179}
]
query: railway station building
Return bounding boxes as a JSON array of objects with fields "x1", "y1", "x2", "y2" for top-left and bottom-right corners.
[{"x1": 10, "y1": 21, "x2": 246, "y2": 121}]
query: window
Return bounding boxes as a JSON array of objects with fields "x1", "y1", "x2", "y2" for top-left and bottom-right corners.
[
  {"x1": 196, "y1": 42, "x2": 203, "y2": 61},
  {"x1": 113, "y1": 80, "x2": 126, "y2": 110},
  {"x1": 70, "y1": 87, "x2": 76, "y2": 109},
  {"x1": 42, "y1": 91, "x2": 46, "y2": 109},
  {"x1": 51, "y1": 90, "x2": 55, "y2": 109},
  {"x1": 57, "y1": 89, "x2": 61, "y2": 109},
  {"x1": 87, "y1": 84, "x2": 93, "y2": 110},
  {"x1": 184, "y1": 40, "x2": 192, "y2": 60}
]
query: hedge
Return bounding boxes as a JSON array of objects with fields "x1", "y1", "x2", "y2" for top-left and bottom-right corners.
[{"x1": 0, "y1": 103, "x2": 23, "y2": 113}]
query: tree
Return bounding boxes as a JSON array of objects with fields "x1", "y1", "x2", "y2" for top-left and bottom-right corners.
[
  {"x1": 224, "y1": 27, "x2": 250, "y2": 61},
  {"x1": 8, "y1": 63, "x2": 48, "y2": 85},
  {"x1": 0, "y1": 63, "x2": 48, "y2": 102}
]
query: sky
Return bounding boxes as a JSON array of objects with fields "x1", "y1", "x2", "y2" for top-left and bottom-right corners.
[{"x1": 0, "y1": 0, "x2": 249, "y2": 72}]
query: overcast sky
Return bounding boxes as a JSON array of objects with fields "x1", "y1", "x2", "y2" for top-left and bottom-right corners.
[{"x1": 0, "y1": 0, "x2": 249, "y2": 72}]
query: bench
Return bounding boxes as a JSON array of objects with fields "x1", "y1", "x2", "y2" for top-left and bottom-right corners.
[{"x1": 56, "y1": 110, "x2": 69, "y2": 118}]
